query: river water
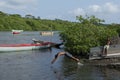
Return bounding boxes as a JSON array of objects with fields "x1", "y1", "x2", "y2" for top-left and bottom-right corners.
[{"x1": 0, "y1": 31, "x2": 120, "y2": 80}]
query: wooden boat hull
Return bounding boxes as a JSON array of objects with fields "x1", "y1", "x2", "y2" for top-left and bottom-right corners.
[{"x1": 0, "y1": 42, "x2": 51, "y2": 52}]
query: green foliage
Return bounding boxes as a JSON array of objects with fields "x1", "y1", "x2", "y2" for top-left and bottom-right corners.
[
  {"x1": 108, "y1": 24, "x2": 120, "y2": 36},
  {"x1": 60, "y1": 15, "x2": 118, "y2": 55},
  {"x1": 0, "y1": 11, "x2": 73, "y2": 31},
  {"x1": 76, "y1": 15, "x2": 105, "y2": 25},
  {"x1": 0, "y1": 11, "x2": 119, "y2": 56}
]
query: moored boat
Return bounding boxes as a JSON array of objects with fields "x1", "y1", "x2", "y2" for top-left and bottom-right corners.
[
  {"x1": 12, "y1": 30, "x2": 23, "y2": 34},
  {"x1": 0, "y1": 42, "x2": 52, "y2": 52},
  {"x1": 40, "y1": 31, "x2": 54, "y2": 36},
  {"x1": 12, "y1": 32, "x2": 20, "y2": 34}
]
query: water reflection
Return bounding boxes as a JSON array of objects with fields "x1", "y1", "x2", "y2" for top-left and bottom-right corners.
[
  {"x1": 59, "y1": 57, "x2": 120, "y2": 80},
  {"x1": 51, "y1": 66, "x2": 64, "y2": 80},
  {"x1": 0, "y1": 31, "x2": 120, "y2": 80},
  {"x1": 97, "y1": 66, "x2": 120, "y2": 80}
]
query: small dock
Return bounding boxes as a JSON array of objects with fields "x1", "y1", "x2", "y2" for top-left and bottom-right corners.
[
  {"x1": 89, "y1": 53, "x2": 120, "y2": 60},
  {"x1": 89, "y1": 45, "x2": 120, "y2": 60}
]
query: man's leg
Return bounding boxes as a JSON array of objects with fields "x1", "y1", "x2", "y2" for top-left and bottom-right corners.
[
  {"x1": 51, "y1": 52, "x2": 65, "y2": 64},
  {"x1": 65, "y1": 53, "x2": 80, "y2": 62},
  {"x1": 105, "y1": 48, "x2": 107, "y2": 56},
  {"x1": 102, "y1": 45, "x2": 107, "y2": 56}
]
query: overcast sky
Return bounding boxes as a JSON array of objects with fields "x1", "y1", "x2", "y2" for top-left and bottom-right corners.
[{"x1": 0, "y1": 0, "x2": 120, "y2": 23}]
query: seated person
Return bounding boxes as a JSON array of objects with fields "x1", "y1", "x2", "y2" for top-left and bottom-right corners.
[{"x1": 102, "y1": 37, "x2": 111, "y2": 56}]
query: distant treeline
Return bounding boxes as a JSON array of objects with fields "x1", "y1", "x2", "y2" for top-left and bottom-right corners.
[{"x1": 0, "y1": 11, "x2": 75, "y2": 31}]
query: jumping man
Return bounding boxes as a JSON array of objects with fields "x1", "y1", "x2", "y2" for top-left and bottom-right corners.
[{"x1": 51, "y1": 51, "x2": 80, "y2": 64}]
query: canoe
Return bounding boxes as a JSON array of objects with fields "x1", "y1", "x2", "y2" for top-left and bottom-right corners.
[
  {"x1": 12, "y1": 32, "x2": 20, "y2": 34},
  {"x1": 12, "y1": 30, "x2": 23, "y2": 34},
  {"x1": 0, "y1": 42, "x2": 52, "y2": 52}
]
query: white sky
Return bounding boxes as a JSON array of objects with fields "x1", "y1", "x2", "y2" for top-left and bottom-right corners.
[{"x1": 0, "y1": 0, "x2": 120, "y2": 23}]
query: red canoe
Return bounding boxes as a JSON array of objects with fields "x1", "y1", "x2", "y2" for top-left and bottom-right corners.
[{"x1": 0, "y1": 42, "x2": 52, "y2": 52}]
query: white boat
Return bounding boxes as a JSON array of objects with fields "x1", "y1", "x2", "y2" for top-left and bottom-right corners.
[
  {"x1": 0, "y1": 42, "x2": 52, "y2": 52},
  {"x1": 12, "y1": 30, "x2": 23, "y2": 34},
  {"x1": 40, "y1": 31, "x2": 54, "y2": 36}
]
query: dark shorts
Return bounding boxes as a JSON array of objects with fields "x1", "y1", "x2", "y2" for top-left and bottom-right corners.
[{"x1": 55, "y1": 54, "x2": 58, "y2": 58}]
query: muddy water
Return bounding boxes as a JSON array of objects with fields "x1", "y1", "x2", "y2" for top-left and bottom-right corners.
[{"x1": 0, "y1": 31, "x2": 120, "y2": 80}]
